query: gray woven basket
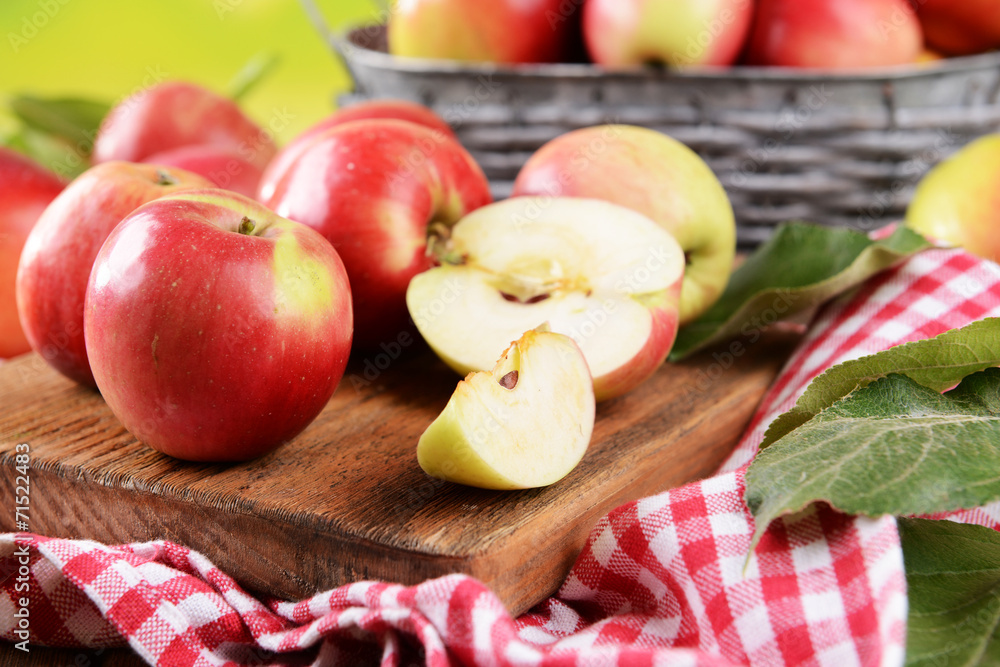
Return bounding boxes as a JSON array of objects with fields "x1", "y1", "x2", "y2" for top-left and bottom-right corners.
[{"x1": 324, "y1": 19, "x2": 1000, "y2": 246}]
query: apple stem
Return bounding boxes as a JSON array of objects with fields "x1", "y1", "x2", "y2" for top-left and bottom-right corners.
[
  {"x1": 239, "y1": 216, "x2": 256, "y2": 235},
  {"x1": 155, "y1": 169, "x2": 179, "y2": 186}
]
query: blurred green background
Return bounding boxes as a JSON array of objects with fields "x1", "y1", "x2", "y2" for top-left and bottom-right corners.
[{"x1": 0, "y1": 0, "x2": 382, "y2": 146}]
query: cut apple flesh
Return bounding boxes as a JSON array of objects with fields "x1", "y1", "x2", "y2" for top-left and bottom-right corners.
[
  {"x1": 417, "y1": 329, "x2": 596, "y2": 490},
  {"x1": 407, "y1": 197, "x2": 685, "y2": 401}
]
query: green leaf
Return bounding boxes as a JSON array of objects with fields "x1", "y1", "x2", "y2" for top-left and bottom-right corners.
[
  {"x1": 901, "y1": 518, "x2": 1000, "y2": 666},
  {"x1": 9, "y1": 95, "x2": 110, "y2": 155},
  {"x1": 227, "y1": 53, "x2": 280, "y2": 102},
  {"x1": 762, "y1": 318, "x2": 1000, "y2": 449},
  {"x1": 746, "y1": 370, "x2": 1000, "y2": 552},
  {"x1": 669, "y1": 222, "x2": 931, "y2": 361}
]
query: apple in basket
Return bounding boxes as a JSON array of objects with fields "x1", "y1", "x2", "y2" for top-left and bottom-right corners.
[
  {"x1": 257, "y1": 99, "x2": 455, "y2": 203},
  {"x1": 909, "y1": 0, "x2": 1000, "y2": 56},
  {"x1": 17, "y1": 162, "x2": 212, "y2": 386},
  {"x1": 387, "y1": 0, "x2": 582, "y2": 64},
  {"x1": 406, "y1": 197, "x2": 685, "y2": 402},
  {"x1": 744, "y1": 0, "x2": 923, "y2": 69},
  {"x1": 418, "y1": 328, "x2": 596, "y2": 490},
  {"x1": 263, "y1": 119, "x2": 492, "y2": 349},
  {"x1": 0, "y1": 148, "x2": 65, "y2": 359},
  {"x1": 583, "y1": 0, "x2": 755, "y2": 68},
  {"x1": 905, "y1": 134, "x2": 1000, "y2": 263},
  {"x1": 84, "y1": 190, "x2": 353, "y2": 462},
  {"x1": 93, "y1": 80, "x2": 277, "y2": 172},
  {"x1": 511, "y1": 124, "x2": 735, "y2": 326}
]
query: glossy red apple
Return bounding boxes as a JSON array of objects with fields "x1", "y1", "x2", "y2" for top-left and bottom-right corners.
[
  {"x1": 142, "y1": 145, "x2": 263, "y2": 199},
  {"x1": 388, "y1": 0, "x2": 581, "y2": 64},
  {"x1": 264, "y1": 119, "x2": 492, "y2": 348},
  {"x1": 910, "y1": 0, "x2": 1000, "y2": 56},
  {"x1": 257, "y1": 99, "x2": 454, "y2": 203},
  {"x1": 84, "y1": 190, "x2": 353, "y2": 462},
  {"x1": 745, "y1": 0, "x2": 923, "y2": 69},
  {"x1": 93, "y1": 81, "x2": 277, "y2": 172},
  {"x1": 583, "y1": 0, "x2": 755, "y2": 68},
  {"x1": 0, "y1": 149, "x2": 66, "y2": 359},
  {"x1": 16, "y1": 162, "x2": 212, "y2": 386}
]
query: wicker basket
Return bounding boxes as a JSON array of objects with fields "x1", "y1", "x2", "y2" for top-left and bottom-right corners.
[{"x1": 326, "y1": 22, "x2": 1000, "y2": 246}]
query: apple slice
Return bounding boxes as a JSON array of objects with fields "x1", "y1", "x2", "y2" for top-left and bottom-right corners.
[
  {"x1": 407, "y1": 197, "x2": 685, "y2": 401},
  {"x1": 417, "y1": 329, "x2": 595, "y2": 490}
]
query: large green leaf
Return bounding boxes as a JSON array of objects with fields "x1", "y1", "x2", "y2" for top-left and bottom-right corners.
[
  {"x1": 901, "y1": 518, "x2": 1000, "y2": 667},
  {"x1": 670, "y1": 222, "x2": 931, "y2": 361},
  {"x1": 746, "y1": 370, "x2": 1000, "y2": 550},
  {"x1": 762, "y1": 318, "x2": 1000, "y2": 449}
]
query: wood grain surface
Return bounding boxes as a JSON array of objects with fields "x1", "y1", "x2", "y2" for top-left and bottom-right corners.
[{"x1": 0, "y1": 332, "x2": 797, "y2": 617}]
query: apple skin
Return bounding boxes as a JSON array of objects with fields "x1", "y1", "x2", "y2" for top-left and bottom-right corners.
[
  {"x1": 264, "y1": 119, "x2": 492, "y2": 348},
  {"x1": 388, "y1": 0, "x2": 581, "y2": 64},
  {"x1": 744, "y1": 0, "x2": 923, "y2": 69},
  {"x1": 257, "y1": 99, "x2": 454, "y2": 203},
  {"x1": 583, "y1": 0, "x2": 755, "y2": 68},
  {"x1": 16, "y1": 162, "x2": 213, "y2": 386},
  {"x1": 511, "y1": 125, "x2": 735, "y2": 326},
  {"x1": 909, "y1": 0, "x2": 1000, "y2": 56},
  {"x1": 84, "y1": 189, "x2": 353, "y2": 462},
  {"x1": 143, "y1": 145, "x2": 263, "y2": 199},
  {"x1": 0, "y1": 148, "x2": 66, "y2": 359},
  {"x1": 905, "y1": 134, "x2": 1000, "y2": 262},
  {"x1": 93, "y1": 81, "x2": 277, "y2": 172}
]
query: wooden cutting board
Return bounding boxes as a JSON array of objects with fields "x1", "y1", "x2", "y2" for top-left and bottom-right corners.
[{"x1": 0, "y1": 333, "x2": 797, "y2": 616}]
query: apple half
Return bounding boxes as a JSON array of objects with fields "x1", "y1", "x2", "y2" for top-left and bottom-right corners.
[
  {"x1": 406, "y1": 197, "x2": 685, "y2": 402},
  {"x1": 417, "y1": 329, "x2": 595, "y2": 490}
]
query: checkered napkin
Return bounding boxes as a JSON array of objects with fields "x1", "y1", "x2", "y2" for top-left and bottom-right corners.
[{"x1": 4, "y1": 247, "x2": 1000, "y2": 667}]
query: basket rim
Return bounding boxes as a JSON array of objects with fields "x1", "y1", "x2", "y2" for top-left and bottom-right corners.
[{"x1": 335, "y1": 23, "x2": 1000, "y2": 84}]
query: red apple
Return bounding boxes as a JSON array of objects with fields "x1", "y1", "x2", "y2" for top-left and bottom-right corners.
[
  {"x1": 84, "y1": 190, "x2": 353, "y2": 462},
  {"x1": 0, "y1": 149, "x2": 65, "y2": 359},
  {"x1": 93, "y1": 81, "x2": 277, "y2": 172},
  {"x1": 257, "y1": 99, "x2": 454, "y2": 203},
  {"x1": 910, "y1": 0, "x2": 1000, "y2": 56},
  {"x1": 583, "y1": 0, "x2": 755, "y2": 68},
  {"x1": 744, "y1": 0, "x2": 923, "y2": 69},
  {"x1": 142, "y1": 145, "x2": 263, "y2": 199},
  {"x1": 387, "y1": 0, "x2": 581, "y2": 64},
  {"x1": 16, "y1": 162, "x2": 212, "y2": 386},
  {"x1": 263, "y1": 119, "x2": 492, "y2": 348}
]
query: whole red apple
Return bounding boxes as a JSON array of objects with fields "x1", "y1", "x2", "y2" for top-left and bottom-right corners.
[
  {"x1": 910, "y1": 0, "x2": 1000, "y2": 56},
  {"x1": 584, "y1": 0, "x2": 755, "y2": 68},
  {"x1": 84, "y1": 190, "x2": 353, "y2": 462},
  {"x1": 388, "y1": 0, "x2": 581, "y2": 64},
  {"x1": 257, "y1": 99, "x2": 454, "y2": 203},
  {"x1": 0, "y1": 148, "x2": 66, "y2": 359},
  {"x1": 263, "y1": 119, "x2": 492, "y2": 348},
  {"x1": 93, "y1": 81, "x2": 277, "y2": 172},
  {"x1": 142, "y1": 145, "x2": 263, "y2": 199},
  {"x1": 16, "y1": 162, "x2": 212, "y2": 386},
  {"x1": 745, "y1": 0, "x2": 922, "y2": 69}
]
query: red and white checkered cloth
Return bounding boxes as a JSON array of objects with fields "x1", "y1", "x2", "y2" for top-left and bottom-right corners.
[{"x1": 4, "y1": 247, "x2": 1000, "y2": 666}]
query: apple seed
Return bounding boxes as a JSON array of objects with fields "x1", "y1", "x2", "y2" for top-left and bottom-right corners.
[{"x1": 498, "y1": 370, "x2": 518, "y2": 390}]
